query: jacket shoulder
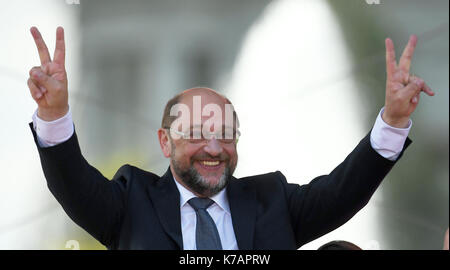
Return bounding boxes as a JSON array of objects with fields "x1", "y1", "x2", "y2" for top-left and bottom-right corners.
[
  {"x1": 238, "y1": 170, "x2": 287, "y2": 183},
  {"x1": 111, "y1": 164, "x2": 161, "y2": 186},
  {"x1": 236, "y1": 170, "x2": 289, "y2": 193}
]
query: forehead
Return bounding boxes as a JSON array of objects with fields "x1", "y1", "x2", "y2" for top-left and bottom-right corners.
[
  {"x1": 167, "y1": 88, "x2": 239, "y2": 132},
  {"x1": 178, "y1": 89, "x2": 235, "y2": 122},
  {"x1": 178, "y1": 88, "x2": 229, "y2": 108}
]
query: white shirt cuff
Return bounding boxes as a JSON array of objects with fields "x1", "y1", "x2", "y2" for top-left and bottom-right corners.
[
  {"x1": 370, "y1": 107, "x2": 411, "y2": 161},
  {"x1": 32, "y1": 107, "x2": 74, "y2": 147}
]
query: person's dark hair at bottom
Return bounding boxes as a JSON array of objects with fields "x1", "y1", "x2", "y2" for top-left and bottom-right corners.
[{"x1": 318, "y1": 240, "x2": 362, "y2": 250}]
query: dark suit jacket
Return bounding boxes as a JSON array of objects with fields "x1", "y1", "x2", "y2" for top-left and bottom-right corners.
[{"x1": 29, "y1": 123, "x2": 411, "y2": 250}]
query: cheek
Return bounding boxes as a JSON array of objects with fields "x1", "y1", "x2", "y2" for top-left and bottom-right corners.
[
  {"x1": 173, "y1": 146, "x2": 197, "y2": 164},
  {"x1": 232, "y1": 154, "x2": 238, "y2": 167},
  {"x1": 225, "y1": 148, "x2": 238, "y2": 163}
]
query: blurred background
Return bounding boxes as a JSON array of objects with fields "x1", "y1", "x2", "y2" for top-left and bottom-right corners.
[{"x1": 0, "y1": 0, "x2": 448, "y2": 250}]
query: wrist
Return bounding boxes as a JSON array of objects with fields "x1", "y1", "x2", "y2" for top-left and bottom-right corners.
[
  {"x1": 381, "y1": 112, "x2": 409, "y2": 128},
  {"x1": 38, "y1": 105, "x2": 69, "y2": 121}
]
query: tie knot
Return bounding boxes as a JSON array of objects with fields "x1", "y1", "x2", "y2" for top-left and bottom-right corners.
[{"x1": 188, "y1": 197, "x2": 214, "y2": 211}]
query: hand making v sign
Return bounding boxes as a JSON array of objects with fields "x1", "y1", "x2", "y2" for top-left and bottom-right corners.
[
  {"x1": 28, "y1": 26, "x2": 69, "y2": 122},
  {"x1": 382, "y1": 35, "x2": 435, "y2": 128}
]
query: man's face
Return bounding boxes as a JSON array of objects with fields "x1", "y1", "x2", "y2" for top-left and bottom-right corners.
[{"x1": 166, "y1": 91, "x2": 239, "y2": 197}]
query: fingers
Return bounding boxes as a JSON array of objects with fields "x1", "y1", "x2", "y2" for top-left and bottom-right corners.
[
  {"x1": 411, "y1": 93, "x2": 420, "y2": 104},
  {"x1": 29, "y1": 66, "x2": 42, "y2": 78},
  {"x1": 385, "y1": 38, "x2": 397, "y2": 78},
  {"x1": 30, "y1": 27, "x2": 51, "y2": 65},
  {"x1": 422, "y1": 82, "x2": 435, "y2": 96},
  {"x1": 403, "y1": 76, "x2": 424, "y2": 100},
  {"x1": 29, "y1": 66, "x2": 60, "y2": 91},
  {"x1": 407, "y1": 75, "x2": 435, "y2": 97},
  {"x1": 27, "y1": 78, "x2": 44, "y2": 100},
  {"x1": 53, "y1": 26, "x2": 65, "y2": 65},
  {"x1": 28, "y1": 66, "x2": 47, "y2": 94},
  {"x1": 399, "y1": 35, "x2": 417, "y2": 74}
]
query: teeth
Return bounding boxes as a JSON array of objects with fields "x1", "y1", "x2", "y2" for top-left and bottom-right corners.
[{"x1": 201, "y1": 161, "x2": 220, "y2": 166}]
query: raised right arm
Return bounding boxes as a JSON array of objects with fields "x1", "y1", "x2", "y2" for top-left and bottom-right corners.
[{"x1": 28, "y1": 27, "x2": 126, "y2": 247}]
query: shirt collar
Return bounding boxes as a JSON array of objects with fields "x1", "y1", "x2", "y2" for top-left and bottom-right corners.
[{"x1": 172, "y1": 177, "x2": 231, "y2": 214}]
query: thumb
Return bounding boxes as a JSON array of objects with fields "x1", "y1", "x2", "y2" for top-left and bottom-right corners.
[
  {"x1": 403, "y1": 77, "x2": 423, "y2": 100},
  {"x1": 30, "y1": 68, "x2": 62, "y2": 92}
]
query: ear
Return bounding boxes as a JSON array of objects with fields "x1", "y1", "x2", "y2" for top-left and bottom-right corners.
[{"x1": 158, "y1": 128, "x2": 171, "y2": 158}]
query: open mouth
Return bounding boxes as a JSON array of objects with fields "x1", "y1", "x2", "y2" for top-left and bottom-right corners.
[{"x1": 196, "y1": 160, "x2": 224, "y2": 171}]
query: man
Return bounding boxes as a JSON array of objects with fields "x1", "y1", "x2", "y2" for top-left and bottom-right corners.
[{"x1": 27, "y1": 26, "x2": 434, "y2": 250}]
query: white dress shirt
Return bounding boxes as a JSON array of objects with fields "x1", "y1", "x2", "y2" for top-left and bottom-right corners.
[
  {"x1": 31, "y1": 106, "x2": 411, "y2": 249},
  {"x1": 173, "y1": 178, "x2": 238, "y2": 250}
]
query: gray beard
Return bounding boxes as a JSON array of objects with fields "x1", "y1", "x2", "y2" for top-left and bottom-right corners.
[{"x1": 171, "y1": 158, "x2": 231, "y2": 197}]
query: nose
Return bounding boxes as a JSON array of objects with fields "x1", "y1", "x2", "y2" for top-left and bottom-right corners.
[{"x1": 203, "y1": 137, "x2": 223, "y2": 156}]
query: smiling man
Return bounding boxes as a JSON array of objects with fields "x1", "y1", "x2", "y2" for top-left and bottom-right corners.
[
  {"x1": 159, "y1": 88, "x2": 240, "y2": 199},
  {"x1": 28, "y1": 27, "x2": 434, "y2": 250}
]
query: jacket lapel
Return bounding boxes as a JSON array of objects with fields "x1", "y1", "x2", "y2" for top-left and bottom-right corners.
[
  {"x1": 227, "y1": 177, "x2": 257, "y2": 250},
  {"x1": 146, "y1": 168, "x2": 183, "y2": 249},
  {"x1": 146, "y1": 169, "x2": 257, "y2": 250}
]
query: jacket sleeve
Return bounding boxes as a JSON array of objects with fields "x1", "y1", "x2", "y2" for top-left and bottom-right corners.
[
  {"x1": 29, "y1": 123, "x2": 127, "y2": 247},
  {"x1": 283, "y1": 131, "x2": 412, "y2": 248}
]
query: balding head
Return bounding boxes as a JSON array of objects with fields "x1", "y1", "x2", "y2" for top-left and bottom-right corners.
[
  {"x1": 180, "y1": 87, "x2": 228, "y2": 102},
  {"x1": 161, "y1": 87, "x2": 236, "y2": 129}
]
